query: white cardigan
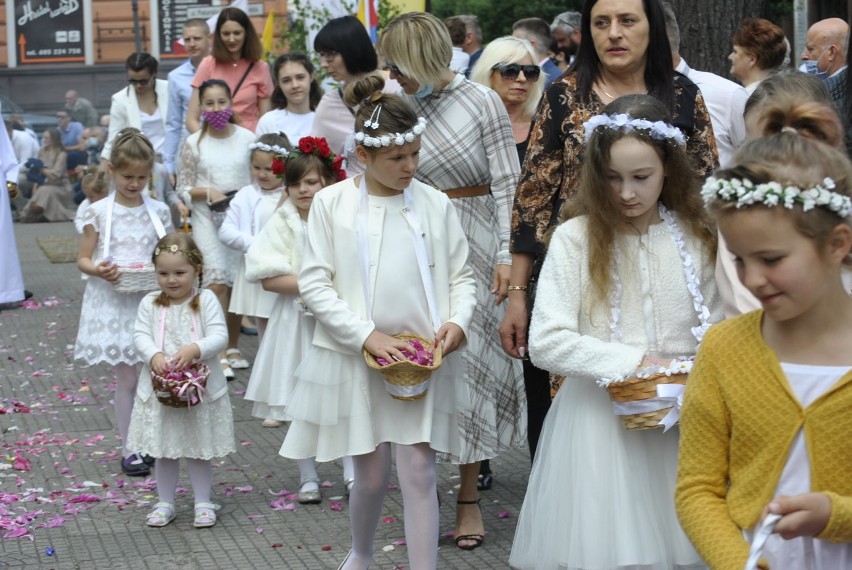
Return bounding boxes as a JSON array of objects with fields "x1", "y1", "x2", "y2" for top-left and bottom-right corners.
[
  {"x1": 298, "y1": 177, "x2": 478, "y2": 356},
  {"x1": 529, "y1": 215, "x2": 723, "y2": 380},
  {"x1": 244, "y1": 196, "x2": 304, "y2": 282},
  {"x1": 218, "y1": 183, "x2": 266, "y2": 254},
  {"x1": 102, "y1": 78, "x2": 170, "y2": 161}
]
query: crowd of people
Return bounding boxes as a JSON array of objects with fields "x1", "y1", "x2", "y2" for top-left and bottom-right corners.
[{"x1": 3, "y1": 0, "x2": 852, "y2": 568}]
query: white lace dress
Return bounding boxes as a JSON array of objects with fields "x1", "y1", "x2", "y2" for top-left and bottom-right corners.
[
  {"x1": 126, "y1": 290, "x2": 236, "y2": 459},
  {"x1": 177, "y1": 127, "x2": 255, "y2": 286},
  {"x1": 74, "y1": 197, "x2": 173, "y2": 366}
]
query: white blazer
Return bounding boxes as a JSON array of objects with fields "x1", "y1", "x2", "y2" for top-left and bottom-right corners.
[
  {"x1": 298, "y1": 177, "x2": 478, "y2": 356},
  {"x1": 102, "y1": 78, "x2": 170, "y2": 161}
]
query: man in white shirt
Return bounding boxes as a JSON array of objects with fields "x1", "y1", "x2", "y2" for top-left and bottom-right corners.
[
  {"x1": 444, "y1": 16, "x2": 471, "y2": 75},
  {"x1": 662, "y1": 2, "x2": 747, "y2": 168}
]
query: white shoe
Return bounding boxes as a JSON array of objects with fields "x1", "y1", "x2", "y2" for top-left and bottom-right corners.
[
  {"x1": 261, "y1": 418, "x2": 283, "y2": 428},
  {"x1": 220, "y1": 359, "x2": 235, "y2": 380},
  {"x1": 226, "y1": 348, "x2": 250, "y2": 369}
]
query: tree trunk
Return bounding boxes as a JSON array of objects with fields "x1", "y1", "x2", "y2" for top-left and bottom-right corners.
[{"x1": 672, "y1": 0, "x2": 772, "y2": 79}]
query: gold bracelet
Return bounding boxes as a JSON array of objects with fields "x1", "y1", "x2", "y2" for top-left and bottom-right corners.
[{"x1": 507, "y1": 285, "x2": 528, "y2": 291}]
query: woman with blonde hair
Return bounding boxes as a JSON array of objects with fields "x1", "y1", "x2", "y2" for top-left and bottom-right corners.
[
  {"x1": 378, "y1": 12, "x2": 527, "y2": 551},
  {"x1": 19, "y1": 128, "x2": 75, "y2": 222},
  {"x1": 470, "y1": 36, "x2": 545, "y2": 161}
]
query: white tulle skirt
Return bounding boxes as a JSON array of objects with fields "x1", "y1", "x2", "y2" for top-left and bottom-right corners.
[
  {"x1": 279, "y1": 345, "x2": 466, "y2": 463},
  {"x1": 228, "y1": 258, "x2": 277, "y2": 318},
  {"x1": 509, "y1": 375, "x2": 705, "y2": 570},
  {"x1": 244, "y1": 294, "x2": 315, "y2": 421}
]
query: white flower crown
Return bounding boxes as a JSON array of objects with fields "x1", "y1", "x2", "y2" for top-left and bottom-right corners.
[
  {"x1": 701, "y1": 176, "x2": 852, "y2": 218},
  {"x1": 249, "y1": 142, "x2": 289, "y2": 155},
  {"x1": 582, "y1": 113, "x2": 686, "y2": 147},
  {"x1": 354, "y1": 117, "x2": 428, "y2": 148}
]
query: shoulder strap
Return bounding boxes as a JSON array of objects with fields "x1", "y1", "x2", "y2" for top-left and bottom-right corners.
[
  {"x1": 232, "y1": 61, "x2": 255, "y2": 98},
  {"x1": 338, "y1": 87, "x2": 356, "y2": 117},
  {"x1": 671, "y1": 72, "x2": 697, "y2": 137}
]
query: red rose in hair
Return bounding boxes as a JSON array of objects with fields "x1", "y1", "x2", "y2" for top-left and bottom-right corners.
[
  {"x1": 271, "y1": 158, "x2": 286, "y2": 177},
  {"x1": 336, "y1": 168, "x2": 347, "y2": 182},
  {"x1": 316, "y1": 138, "x2": 331, "y2": 158},
  {"x1": 332, "y1": 155, "x2": 344, "y2": 171},
  {"x1": 298, "y1": 137, "x2": 318, "y2": 154}
]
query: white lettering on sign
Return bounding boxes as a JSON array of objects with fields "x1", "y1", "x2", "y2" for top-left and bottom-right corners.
[{"x1": 18, "y1": 0, "x2": 80, "y2": 27}]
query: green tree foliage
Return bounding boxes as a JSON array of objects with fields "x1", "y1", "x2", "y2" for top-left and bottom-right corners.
[{"x1": 431, "y1": 0, "x2": 583, "y2": 43}]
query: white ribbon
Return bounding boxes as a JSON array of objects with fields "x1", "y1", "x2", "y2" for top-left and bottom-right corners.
[
  {"x1": 744, "y1": 513, "x2": 782, "y2": 570},
  {"x1": 655, "y1": 384, "x2": 685, "y2": 432},
  {"x1": 383, "y1": 378, "x2": 430, "y2": 400},
  {"x1": 610, "y1": 383, "x2": 684, "y2": 432}
]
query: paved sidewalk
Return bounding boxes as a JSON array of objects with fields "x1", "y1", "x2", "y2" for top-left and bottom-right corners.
[{"x1": 0, "y1": 221, "x2": 532, "y2": 570}]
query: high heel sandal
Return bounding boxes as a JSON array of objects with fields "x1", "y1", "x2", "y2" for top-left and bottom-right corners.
[{"x1": 454, "y1": 499, "x2": 485, "y2": 551}]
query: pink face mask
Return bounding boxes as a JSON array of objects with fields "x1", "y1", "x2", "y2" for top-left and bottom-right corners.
[{"x1": 200, "y1": 108, "x2": 233, "y2": 130}]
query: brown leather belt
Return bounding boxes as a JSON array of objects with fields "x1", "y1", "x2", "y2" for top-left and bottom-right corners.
[{"x1": 443, "y1": 185, "x2": 490, "y2": 199}]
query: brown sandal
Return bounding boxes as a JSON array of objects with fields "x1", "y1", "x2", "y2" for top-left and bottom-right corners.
[{"x1": 454, "y1": 499, "x2": 485, "y2": 550}]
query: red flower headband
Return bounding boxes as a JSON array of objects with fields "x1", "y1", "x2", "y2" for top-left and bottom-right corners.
[{"x1": 271, "y1": 136, "x2": 347, "y2": 182}]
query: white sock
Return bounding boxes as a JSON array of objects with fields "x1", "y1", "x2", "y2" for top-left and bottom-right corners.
[
  {"x1": 396, "y1": 443, "x2": 439, "y2": 570},
  {"x1": 113, "y1": 363, "x2": 138, "y2": 457},
  {"x1": 342, "y1": 454, "x2": 355, "y2": 482},
  {"x1": 155, "y1": 457, "x2": 179, "y2": 504},
  {"x1": 342, "y1": 444, "x2": 391, "y2": 570},
  {"x1": 185, "y1": 458, "x2": 213, "y2": 504},
  {"x1": 296, "y1": 457, "x2": 319, "y2": 491}
]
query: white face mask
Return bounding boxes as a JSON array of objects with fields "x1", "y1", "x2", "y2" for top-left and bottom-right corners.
[{"x1": 802, "y1": 48, "x2": 829, "y2": 81}]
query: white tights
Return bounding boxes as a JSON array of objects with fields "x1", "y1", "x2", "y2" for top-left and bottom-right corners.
[
  {"x1": 342, "y1": 443, "x2": 438, "y2": 570},
  {"x1": 113, "y1": 363, "x2": 138, "y2": 457},
  {"x1": 154, "y1": 458, "x2": 213, "y2": 505}
]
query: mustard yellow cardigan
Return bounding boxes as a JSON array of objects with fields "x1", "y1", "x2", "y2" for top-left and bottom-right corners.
[{"x1": 675, "y1": 310, "x2": 852, "y2": 570}]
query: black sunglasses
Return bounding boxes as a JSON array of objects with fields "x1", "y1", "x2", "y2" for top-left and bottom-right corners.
[
  {"x1": 492, "y1": 63, "x2": 541, "y2": 82},
  {"x1": 383, "y1": 61, "x2": 406, "y2": 78},
  {"x1": 127, "y1": 78, "x2": 151, "y2": 86}
]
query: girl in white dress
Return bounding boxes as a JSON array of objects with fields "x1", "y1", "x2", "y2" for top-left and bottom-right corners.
[
  {"x1": 255, "y1": 53, "x2": 321, "y2": 142},
  {"x1": 676, "y1": 98, "x2": 852, "y2": 569},
  {"x1": 177, "y1": 79, "x2": 255, "y2": 379},
  {"x1": 509, "y1": 95, "x2": 723, "y2": 570},
  {"x1": 280, "y1": 75, "x2": 477, "y2": 570},
  {"x1": 75, "y1": 129, "x2": 174, "y2": 477},
  {"x1": 218, "y1": 132, "x2": 290, "y2": 341},
  {"x1": 128, "y1": 233, "x2": 234, "y2": 529},
  {"x1": 244, "y1": 136, "x2": 352, "y2": 502}
]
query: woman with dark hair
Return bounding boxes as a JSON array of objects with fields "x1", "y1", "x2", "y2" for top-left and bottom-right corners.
[
  {"x1": 186, "y1": 7, "x2": 273, "y2": 133},
  {"x1": 100, "y1": 53, "x2": 170, "y2": 168},
  {"x1": 255, "y1": 53, "x2": 322, "y2": 143},
  {"x1": 310, "y1": 15, "x2": 397, "y2": 176},
  {"x1": 500, "y1": 0, "x2": 718, "y2": 454},
  {"x1": 728, "y1": 17, "x2": 787, "y2": 94},
  {"x1": 20, "y1": 128, "x2": 75, "y2": 222}
]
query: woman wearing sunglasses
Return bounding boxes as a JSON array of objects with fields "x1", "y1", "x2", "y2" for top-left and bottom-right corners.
[
  {"x1": 378, "y1": 12, "x2": 526, "y2": 553},
  {"x1": 100, "y1": 53, "x2": 170, "y2": 169}
]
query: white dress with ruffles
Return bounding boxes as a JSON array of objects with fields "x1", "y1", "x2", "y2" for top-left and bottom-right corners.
[
  {"x1": 74, "y1": 197, "x2": 173, "y2": 366},
  {"x1": 126, "y1": 289, "x2": 236, "y2": 460},
  {"x1": 243, "y1": 198, "x2": 314, "y2": 420},
  {"x1": 279, "y1": 179, "x2": 477, "y2": 463},
  {"x1": 510, "y1": 215, "x2": 723, "y2": 570}
]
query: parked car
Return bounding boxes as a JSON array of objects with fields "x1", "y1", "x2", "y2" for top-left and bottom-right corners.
[{"x1": 0, "y1": 91, "x2": 56, "y2": 135}]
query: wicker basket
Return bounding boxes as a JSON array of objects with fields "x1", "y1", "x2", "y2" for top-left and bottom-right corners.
[
  {"x1": 606, "y1": 370, "x2": 688, "y2": 430},
  {"x1": 113, "y1": 263, "x2": 158, "y2": 294},
  {"x1": 151, "y1": 363, "x2": 211, "y2": 408},
  {"x1": 363, "y1": 334, "x2": 443, "y2": 401}
]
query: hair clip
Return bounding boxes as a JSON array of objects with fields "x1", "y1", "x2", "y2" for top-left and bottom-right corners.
[{"x1": 363, "y1": 105, "x2": 382, "y2": 130}]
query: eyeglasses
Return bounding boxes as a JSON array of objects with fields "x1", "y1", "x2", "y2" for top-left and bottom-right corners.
[
  {"x1": 383, "y1": 61, "x2": 406, "y2": 78},
  {"x1": 318, "y1": 51, "x2": 338, "y2": 62},
  {"x1": 127, "y1": 78, "x2": 151, "y2": 86},
  {"x1": 55, "y1": 114, "x2": 68, "y2": 120},
  {"x1": 492, "y1": 63, "x2": 541, "y2": 82}
]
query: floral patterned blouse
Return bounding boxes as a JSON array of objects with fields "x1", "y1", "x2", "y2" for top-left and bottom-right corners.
[{"x1": 510, "y1": 72, "x2": 719, "y2": 256}]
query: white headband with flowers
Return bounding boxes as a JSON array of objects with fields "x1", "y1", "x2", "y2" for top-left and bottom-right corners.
[
  {"x1": 701, "y1": 176, "x2": 852, "y2": 218},
  {"x1": 583, "y1": 113, "x2": 686, "y2": 147},
  {"x1": 249, "y1": 142, "x2": 289, "y2": 155},
  {"x1": 354, "y1": 116, "x2": 428, "y2": 148}
]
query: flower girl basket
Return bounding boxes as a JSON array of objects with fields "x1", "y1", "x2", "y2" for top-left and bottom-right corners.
[
  {"x1": 150, "y1": 304, "x2": 210, "y2": 408},
  {"x1": 102, "y1": 194, "x2": 167, "y2": 294},
  {"x1": 598, "y1": 205, "x2": 711, "y2": 431},
  {"x1": 364, "y1": 334, "x2": 442, "y2": 401}
]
